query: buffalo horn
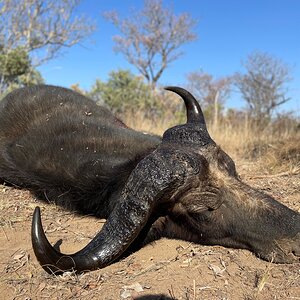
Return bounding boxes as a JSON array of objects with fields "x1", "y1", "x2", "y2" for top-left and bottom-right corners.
[
  {"x1": 31, "y1": 152, "x2": 178, "y2": 274},
  {"x1": 164, "y1": 86, "x2": 207, "y2": 126}
]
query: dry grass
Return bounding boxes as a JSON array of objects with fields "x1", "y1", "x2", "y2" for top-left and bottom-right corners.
[
  {"x1": 124, "y1": 111, "x2": 300, "y2": 175},
  {"x1": 209, "y1": 122, "x2": 300, "y2": 174}
]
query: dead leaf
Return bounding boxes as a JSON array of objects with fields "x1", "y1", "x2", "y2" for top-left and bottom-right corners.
[
  {"x1": 121, "y1": 282, "x2": 144, "y2": 298},
  {"x1": 123, "y1": 282, "x2": 144, "y2": 292},
  {"x1": 13, "y1": 253, "x2": 25, "y2": 260},
  {"x1": 209, "y1": 264, "x2": 226, "y2": 276},
  {"x1": 121, "y1": 289, "x2": 132, "y2": 299}
]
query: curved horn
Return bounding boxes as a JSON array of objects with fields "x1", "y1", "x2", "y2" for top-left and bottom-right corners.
[
  {"x1": 32, "y1": 150, "x2": 183, "y2": 274},
  {"x1": 164, "y1": 86, "x2": 206, "y2": 126}
]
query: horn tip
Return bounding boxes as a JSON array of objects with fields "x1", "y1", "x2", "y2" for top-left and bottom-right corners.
[
  {"x1": 32, "y1": 206, "x2": 41, "y2": 226},
  {"x1": 164, "y1": 86, "x2": 181, "y2": 92},
  {"x1": 34, "y1": 206, "x2": 41, "y2": 214},
  {"x1": 32, "y1": 206, "x2": 43, "y2": 245}
]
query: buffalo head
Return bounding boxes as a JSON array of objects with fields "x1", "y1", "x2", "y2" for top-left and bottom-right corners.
[{"x1": 27, "y1": 86, "x2": 299, "y2": 273}]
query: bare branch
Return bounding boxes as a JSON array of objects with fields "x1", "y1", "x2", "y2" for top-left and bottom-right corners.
[
  {"x1": 0, "y1": 0, "x2": 95, "y2": 66},
  {"x1": 186, "y1": 70, "x2": 232, "y2": 108},
  {"x1": 235, "y1": 51, "x2": 292, "y2": 122},
  {"x1": 104, "y1": 0, "x2": 197, "y2": 86}
]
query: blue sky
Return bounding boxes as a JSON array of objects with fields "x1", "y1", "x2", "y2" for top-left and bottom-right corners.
[{"x1": 38, "y1": 0, "x2": 300, "y2": 115}]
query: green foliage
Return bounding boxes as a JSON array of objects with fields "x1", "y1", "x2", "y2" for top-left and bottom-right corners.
[
  {"x1": 0, "y1": 47, "x2": 30, "y2": 78},
  {"x1": 0, "y1": 47, "x2": 44, "y2": 95},
  {"x1": 19, "y1": 68, "x2": 44, "y2": 86},
  {"x1": 89, "y1": 69, "x2": 156, "y2": 115}
]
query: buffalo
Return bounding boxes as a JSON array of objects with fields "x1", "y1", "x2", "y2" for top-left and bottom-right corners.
[{"x1": 0, "y1": 85, "x2": 299, "y2": 274}]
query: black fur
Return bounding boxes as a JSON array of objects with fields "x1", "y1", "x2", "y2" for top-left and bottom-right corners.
[{"x1": 0, "y1": 85, "x2": 160, "y2": 216}]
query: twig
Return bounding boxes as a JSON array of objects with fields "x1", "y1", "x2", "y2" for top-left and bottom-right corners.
[
  {"x1": 193, "y1": 279, "x2": 196, "y2": 300},
  {"x1": 168, "y1": 285, "x2": 177, "y2": 300},
  {"x1": 1, "y1": 226, "x2": 9, "y2": 241}
]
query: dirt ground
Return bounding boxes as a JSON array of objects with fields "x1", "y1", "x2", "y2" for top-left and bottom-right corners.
[{"x1": 0, "y1": 160, "x2": 299, "y2": 300}]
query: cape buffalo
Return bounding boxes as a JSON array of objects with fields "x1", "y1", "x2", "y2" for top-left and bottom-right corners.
[{"x1": 0, "y1": 85, "x2": 299, "y2": 274}]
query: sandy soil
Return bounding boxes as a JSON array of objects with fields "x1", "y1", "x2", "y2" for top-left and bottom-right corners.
[{"x1": 0, "y1": 161, "x2": 299, "y2": 300}]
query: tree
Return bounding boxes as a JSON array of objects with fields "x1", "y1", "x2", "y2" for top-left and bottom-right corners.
[
  {"x1": 0, "y1": 0, "x2": 95, "y2": 66},
  {"x1": 89, "y1": 70, "x2": 156, "y2": 115},
  {"x1": 105, "y1": 0, "x2": 197, "y2": 87},
  {"x1": 0, "y1": 47, "x2": 29, "y2": 78},
  {"x1": 0, "y1": 46, "x2": 44, "y2": 94},
  {"x1": 235, "y1": 51, "x2": 292, "y2": 122},
  {"x1": 186, "y1": 70, "x2": 232, "y2": 126}
]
